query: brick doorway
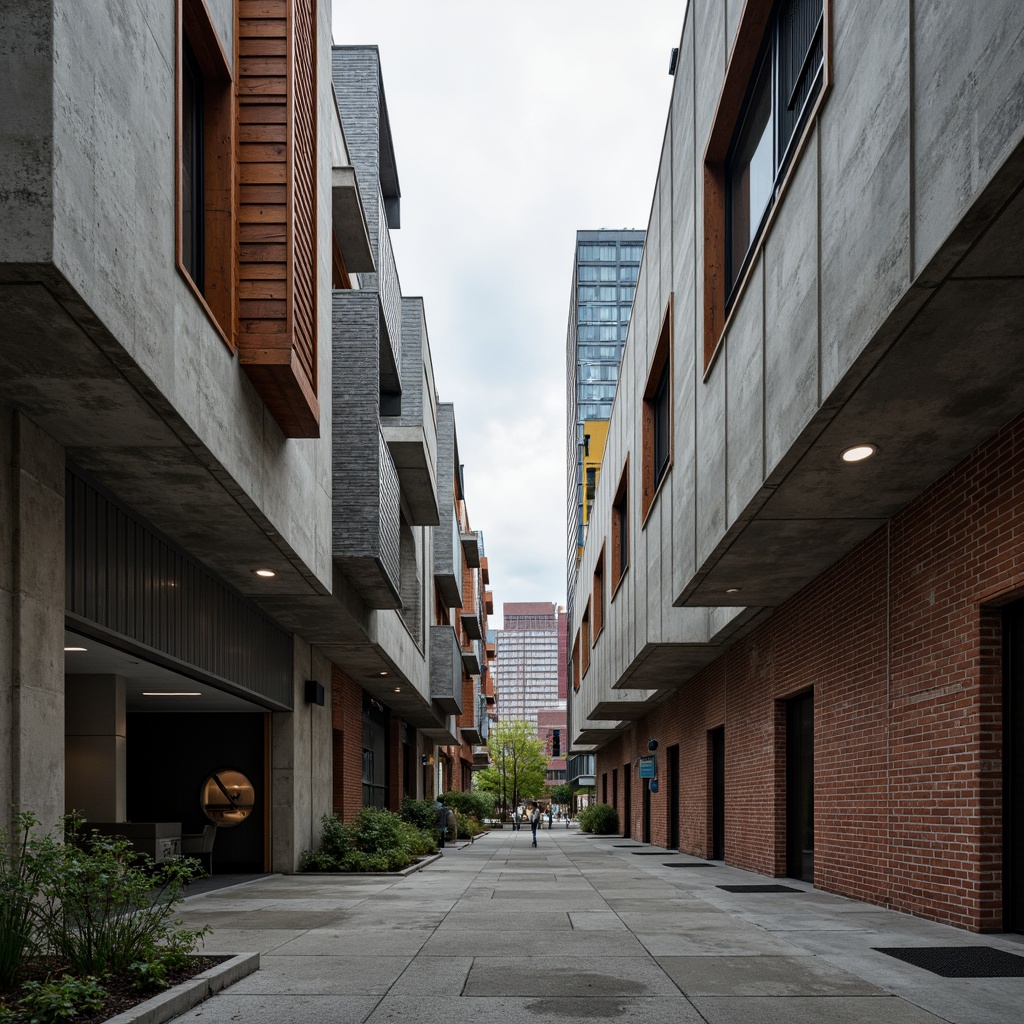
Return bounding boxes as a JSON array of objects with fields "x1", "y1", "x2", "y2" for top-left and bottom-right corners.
[{"x1": 1005, "y1": 599, "x2": 1024, "y2": 933}]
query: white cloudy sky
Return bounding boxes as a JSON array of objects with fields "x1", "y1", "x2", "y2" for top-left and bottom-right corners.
[{"x1": 332, "y1": 2, "x2": 686, "y2": 624}]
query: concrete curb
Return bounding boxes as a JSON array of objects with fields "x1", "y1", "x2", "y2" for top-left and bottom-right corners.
[{"x1": 101, "y1": 953, "x2": 259, "y2": 1024}]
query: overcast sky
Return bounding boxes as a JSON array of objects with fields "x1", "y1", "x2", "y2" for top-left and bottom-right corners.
[{"x1": 332, "y1": 2, "x2": 686, "y2": 625}]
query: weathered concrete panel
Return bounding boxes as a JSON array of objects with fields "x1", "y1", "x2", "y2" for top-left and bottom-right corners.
[
  {"x1": 820, "y1": 0, "x2": 910, "y2": 396},
  {"x1": 695, "y1": 357, "x2": 726, "y2": 570},
  {"x1": 725, "y1": 257, "x2": 763, "y2": 528},
  {"x1": 913, "y1": 0, "x2": 1024, "y2": 277},
  {"x1": 0, "y1": 2, "x2": 54, "y2": 263},
  {"x1": 764, "y1": 146, "x2": 819, "y2": 477}
]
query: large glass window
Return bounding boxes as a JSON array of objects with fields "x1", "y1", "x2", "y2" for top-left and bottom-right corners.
[
  {"x1": 725, "y1": 0, "x2": 824, "y2": 299},
  {"x1": 598, "y1": 326, "x2": 619, "y2": 342},
  {"x1": 578, "y1": 265, "x2": 599, "y2": 281},
  {"x1": 578, "y1": 286, "x2": 598, "y2": 300},
  {"x1": 620, "y1": 245, "x2": 643, "y2": 260},
  {"x1": 620, "y1": 265, "x2": 638, "y2": 282},
  {"x1": 599, "y1": 286, "x2": 617, "y2": 301},
  {"x1": 599, "y1": 266, "x2": 617, "y2": 281},
  {"x1": 619, "y1": 285, "x2": 635, "y2": 301}
]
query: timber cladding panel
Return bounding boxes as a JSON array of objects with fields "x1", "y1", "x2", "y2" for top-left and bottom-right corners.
[
  {"x1": 595, "y1": 412, "x2": 1024, "y2": 932},
  {"x1": 236, "y1": 0, "x2": 320, "y2": 438}
]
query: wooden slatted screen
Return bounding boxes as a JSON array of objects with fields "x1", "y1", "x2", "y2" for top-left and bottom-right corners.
[{"x1": 236, "y1": 0, "x2": 320, "y2": 438}]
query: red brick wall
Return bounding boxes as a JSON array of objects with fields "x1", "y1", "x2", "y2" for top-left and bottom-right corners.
[
  {"x1": 596, "y1": 413, "x2": 1024, "y2": 931},
  {"x1": 331, "y1": 665, "x2": 363, "y2": 821}
]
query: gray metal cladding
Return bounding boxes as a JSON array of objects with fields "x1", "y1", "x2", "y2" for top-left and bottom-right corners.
[
  {"x1": 433, "y1": 403, "x2": 462, "y2": 608},
  {"x1": 378, "y1": 430, "x2": 401, "y2": 592},
  {"x1": 65, "y1": 467, "x2": 293, "y2": 709}
]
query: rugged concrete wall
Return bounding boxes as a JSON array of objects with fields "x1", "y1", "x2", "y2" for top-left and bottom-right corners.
[
  {"x1": 271, "y1": 637, "x2": 334, "y2": 872},
  {"x1": 0, "y1": 409, "x2": 65, "y2": 826},
  {"x1": 0, "y1": 2, "x2": 53, "y2": 263}
]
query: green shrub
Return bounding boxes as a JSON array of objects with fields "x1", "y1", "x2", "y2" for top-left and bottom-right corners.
[
  {"x1": 302, "y1": 810, "x2": 437, "y2": 873},
  {"x1": 17, "y1": 975, "x2": 107, "y2": 1024},
  {"x1": 441, "y1": 790, "x2": 493, "y2": 822},
  {"x1": 39, "y1": 820, "x2": 208, "y2": 978},
  {"x1": 0, "y1": 813, "x2": 61, "y2": 989},
  {"x1": 398, "y1": 798, "x2": 438, "y2": 833},
  {"x1": 452, "y1": 810, "x2": 482, "y2": 840},
  {"x1": 578, "y1": 803, "x2": 619, "y2": 835}
]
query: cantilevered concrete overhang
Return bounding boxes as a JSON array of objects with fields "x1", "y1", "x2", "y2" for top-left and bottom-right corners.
[
  {"x1": 678, "y1": 142, "x2": 1024, "y2": 612},
  {"x1": 331, "y1": 166, "x2": 374, "y2": 273}
]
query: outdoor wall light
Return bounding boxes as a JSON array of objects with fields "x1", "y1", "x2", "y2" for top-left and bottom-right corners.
[
  {"x1": 64, "y1": 646, "x2": 87, "y2": 652},
  {"x1": 304, "y1": 679, "x2": 325, "y2": 705},
  {"x1": 841, "y1": 444, "x2": 877, "y2": 463},
  {"x1": 252, "y1": 568, "x2": 276, "y2": 578},
  {"x1": 648, "y1": 739, "x2": 659, "y2": 751}
]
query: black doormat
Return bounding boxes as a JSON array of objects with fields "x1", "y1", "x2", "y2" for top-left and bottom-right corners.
[
  {"x1": 665, "y1": 862, "x2": 714, "y2": 868},
  {"x1": 873, "y1": 946, "x2": 1024, "y2": 978},
  {"x1": 717, "y1": 884, "x2": 803, "y2": 893},
  {"x1": 612, "y1": 843, "x2": 644, "y2": 847},
  {"x1": 631, "y1": 850, "x2": 673, "y2": 855}
]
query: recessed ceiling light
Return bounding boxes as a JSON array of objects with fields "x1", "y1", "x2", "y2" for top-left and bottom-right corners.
[
  {"x1": 725, "y1": 588, "x2": 741, "y2": 594},
  {"x1": 841, "y1": 444, "x2": 877, "y2": 463},
  {"x1": 393, "y1": 687, "x2": 401, "y2": 693},
  {"x1": 64, "y1": 646, "x2": 87, "y2": 652},
  {"x1": 378, "y1": 671, "x2": 389, "y2": 677},
  {"x1": 143, "y1": 692, "x2": 202, "y2": 697},
  {"x1": 252, "y1": 568, "x2": 276, "y2": 578}
]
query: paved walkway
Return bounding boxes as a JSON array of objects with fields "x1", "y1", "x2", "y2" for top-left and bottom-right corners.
[{"x1": 173, "y1": 829, "x2": 1024, "y2": 1024}]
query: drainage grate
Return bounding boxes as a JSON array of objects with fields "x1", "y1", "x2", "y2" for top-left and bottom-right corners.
[
  {"x1": 873, "y1": 946, "x2": 1024, "y2": 978},
  {"x1": 717, "y1": 884, "x2": 803, "y2": 893},
  {"x1": 665, "y1": 862, "x2": 714, "y2": 868}
]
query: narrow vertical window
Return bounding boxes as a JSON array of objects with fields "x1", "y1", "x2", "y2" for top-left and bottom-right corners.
[
  {"x1": 593, "y1": 547, "x2": 605, "y2": 642},
  {"x1": 581, "y1": 602, "x2": 591, "y2": 675},
  {"x1": 181, "y1": 38, "x2": 205, "y2": 291},
  {"x1": 642, "y1": 298, "x2": 673, "y2": 522},
  {"x1": 611, "y1": 460, "x2": 629, "y2": 593}
]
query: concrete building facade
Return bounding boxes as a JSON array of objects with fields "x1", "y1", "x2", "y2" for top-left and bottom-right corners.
[
  {"x1": 568, "y1": 0, "x2": 1024, "y2": 933},
  {"x1": 0, "y1": 3, "x2": 491, "y2": 871}
]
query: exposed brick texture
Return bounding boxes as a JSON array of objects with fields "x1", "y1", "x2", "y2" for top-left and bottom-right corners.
[
  {"x1": 597, "y1": 413, "x2": 1024, "y2": 932},
  {"x1": 331, "y1": 665, "x2": 363, "y2": 820}
]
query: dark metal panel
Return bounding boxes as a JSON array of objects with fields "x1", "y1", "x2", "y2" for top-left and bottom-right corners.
[{"x1": 65, "y1": 465, "x2": 293, "y2": 709}]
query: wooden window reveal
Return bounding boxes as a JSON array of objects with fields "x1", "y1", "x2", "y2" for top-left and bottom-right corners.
[
  {"x1": 236, "y1": 0, "x2": 320, "y2": 438},
  {"x1": 611, "y1": 458, "x2": 629, "y2": 595},
  {"x1": 641, "y1": 297, "x2": 673, "y2": 523},
  {"x1": 593, "y1": 546, "x2": 605, "y2": 643},
  {"x1": 572, "y1": 633, "x2": 581, "y2": 692},
  {"x1": 176, "y1": 0, "x2": 235, "y2": 350},
  {"x1": 581, "y1": 602, "x2": 591, "y2": 676}
]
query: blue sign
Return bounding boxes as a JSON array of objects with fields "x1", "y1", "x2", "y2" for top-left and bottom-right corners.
[{"x1": 639, "y1": 755, "x2": 656, "y2": 779}]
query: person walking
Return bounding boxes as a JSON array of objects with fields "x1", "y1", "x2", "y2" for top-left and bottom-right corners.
[
  {"x1": 547, "y1": 806, "x2": 553, "y2": 830},
  {"x1": 435, "y1": 794, "x2": 447, "y2": 849},
  {"x1": 529, "y1": 801, "x2": 540, "y2": 847}
]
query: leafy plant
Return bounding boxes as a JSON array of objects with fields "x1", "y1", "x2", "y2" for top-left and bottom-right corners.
[
  {"x1": 452, "y1": 810, "x2": 482, "y2": 840},
  {"x1": 398, "y1": 799, "x2": 437, "y2": 833},
  {"x1": 440, "y1": 790, "x2": 493, "y2": 822},
  {"x1": 17, "y1": 975, "x2": 107, "y2": 1024},
  {"x1": 36, "y1": 820, "x2": 208, "y2": 978},
  {"x1": 0, "y1": 813, "x2": 61, "y2": 989},
  {"x1": 473, "y1": 720, "x2": 548, "y2": 817},
  {"x1": 578, "y1": 803, "x2": 620, "y2": 835},
  {"x1": 302, "y1": 810, "x2": 437, "y2": 873}
]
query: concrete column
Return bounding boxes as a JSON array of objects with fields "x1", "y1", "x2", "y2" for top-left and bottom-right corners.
[
  {"x1": 271, "y1": 637, "x2": 334, "y2": 871},
  {"x1": 65, "y1": 674, "x2": 126, "y2": 822},
  {"x1": 0, "y1": 409, "x2": 65, "y2": 828}
]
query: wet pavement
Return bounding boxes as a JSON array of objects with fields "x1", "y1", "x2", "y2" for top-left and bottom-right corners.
[{"x1": 172, "y1": 828, "x2": 1024, "y2": 1023}]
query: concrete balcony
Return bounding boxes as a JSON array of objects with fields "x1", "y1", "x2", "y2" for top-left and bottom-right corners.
[
  {"x1": 429, "y1": 624, "x2": 463, "y2": 715},
  {"x1": 331, "y1": 166, "x2": 374, "y2": 273},
  {"x1": 472, "y1": 746, "x2": 490, "y2": 768},
  {"x1": 380, "y1": 298, "x2": 439, "y2": 526},
  {"x1": 460, "y1": 530, "x2": 481, "y2": 568},
  {"x1": 433, "y1": 405, "x2": 463, "y2": 609},
  {"x1": 459, "y1": 610, "x2": 483, "y2": 640},
  {"x1": 461, "y1": 639, "x2": 482, "y2": 676},
  {"x1": 461, "y1": 725, "x2": 483, "y2": 744}
]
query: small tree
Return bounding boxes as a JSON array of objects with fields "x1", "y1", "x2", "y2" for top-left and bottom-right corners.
[
  {"x1": 474, "y1": 719, "x2": 547, "y2": 820},
  {"x1": 549, "y1": 783, "x2": 573, "y2": 817}
]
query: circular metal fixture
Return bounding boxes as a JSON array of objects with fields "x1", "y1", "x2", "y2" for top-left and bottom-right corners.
[{"x1": 841, "y1": 444, "x2": 877, "y2": 463}]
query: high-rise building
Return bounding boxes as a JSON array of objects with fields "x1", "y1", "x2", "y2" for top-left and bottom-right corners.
[
  {"x1": 566, "y1": 229, "x2": 645, "y2": 582},
  {"x1": 494, "y1": 602, "x2": 563, "y2": 726}
]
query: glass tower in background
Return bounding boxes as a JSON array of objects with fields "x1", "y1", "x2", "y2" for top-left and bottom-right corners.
[{"x1": 565, "y1": 229, "x2": 644, "y2": 621}]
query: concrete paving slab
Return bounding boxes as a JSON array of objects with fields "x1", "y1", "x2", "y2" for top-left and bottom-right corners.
[
  {"x1": 386, "y1": 955, "x2": 473, "y2": 995},
  {"x1": 173, "y1": 993, "x2": 381, "y2": 1023},
  {"x1": 363, "y1": 995, "x2": 707, "y2": 1024},
  {"x1": 568, "y1": 911, "x2": 628, "y2": 931},
  {"x1": 463, "y1": 955, "x2": 679, "y2": 996},
  {"x1": 187, "y1": 929, "x2": 305, "y2": 955},
  {"x1": 227, "y1": 955, "x2": 412, "y2": 995},
  {"x1": 420, "y1": 928, "x2": 649, "y2": 957},
  {"x1": 271, "y1": 927, "x2": 434, "y2": 956},
  {"x1": 176, "y1": 909, "x2": 351, "y2": 930},
  {"x1": 657, "y1": 954, "x2": 888, "y2": 995},
  {"x1": 632, "y1": 927, "x2": 808, "y2": 957},
  {"x1": 438, "y1": 911, "x2": 573, "y2": 930},
  {"x1": 689, "y1": 995, "x2": 949, "y2": 1023}
]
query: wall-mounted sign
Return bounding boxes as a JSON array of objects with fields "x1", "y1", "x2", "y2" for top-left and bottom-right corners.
[{"x1": 639, "y1": 755, "x2": 656, "y2": 779}]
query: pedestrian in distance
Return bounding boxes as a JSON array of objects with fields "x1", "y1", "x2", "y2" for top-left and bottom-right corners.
[
  {"x1": 547, "y1": 806, "x2": 553, "y2": 830},
  {"x1": 435, "y1": 794, "x2": 448, "y2": 849},
  {"x1": 529, "y1": 801, "x2": 540, "y2": 847}
]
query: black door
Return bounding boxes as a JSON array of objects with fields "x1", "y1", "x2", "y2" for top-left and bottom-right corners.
[
  {"x1": 1005, "y1": 600, "x2": 1024, "y2": 932},
  {"x1": 710, "y1": 727, "x2": 724, "y2": 860},
  {"x1": 668, "y1": 745, "x2": 680, "y2": 850},
  {"x1": 786, "y1": 691, "x2": 815, "y2": 881},
  {"x1": 623, "y1": 763, "x2": 632, "y2": 838},
  {"x1": 642, "y1": 780, "x2": 651, "y2": 843}
]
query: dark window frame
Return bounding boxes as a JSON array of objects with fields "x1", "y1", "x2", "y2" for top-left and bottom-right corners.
[
  {"x1": 611, "y1": 458, "x2": 629, "y2": 597},
  {"x1": 641, "y1": 297, "x2": 673, "y2": 525},
  {"x1": 702, "y1": 0, "x2": 831, "y2": 376}
]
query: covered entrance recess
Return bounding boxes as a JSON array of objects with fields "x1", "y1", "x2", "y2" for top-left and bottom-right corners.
[
  {"x1": 786, "y1": 690, "x2": 814, "y2": 882},
  {"x1": 1005, "y1": 600, "x2": 1024, "y2": 932}
]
